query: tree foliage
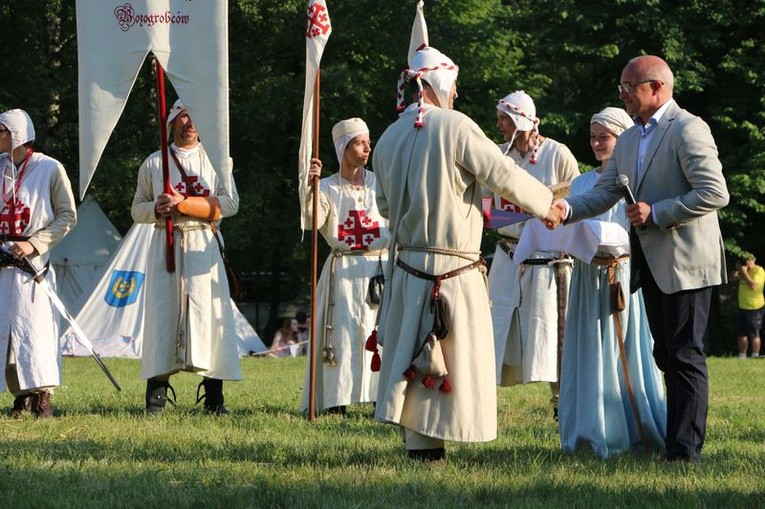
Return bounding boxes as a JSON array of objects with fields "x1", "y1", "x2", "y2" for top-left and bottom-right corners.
[{"x1": 1, "y1": 0, "x2": 763, "y2": 340}]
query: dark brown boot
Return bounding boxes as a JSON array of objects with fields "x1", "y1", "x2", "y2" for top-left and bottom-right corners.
[
  {"x1": 11, "y1": 395, "x2": 31, "y2": 418},
  {"x1": 31, "y1": 391, "x2": 53, "y2": 419}
]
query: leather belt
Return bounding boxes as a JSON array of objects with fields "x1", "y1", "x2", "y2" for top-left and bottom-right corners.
[
  {"x1": 396, "y1": 257, "x2": 485, "y2": 282},
  {"x1": 591, "y1": 254, "x2": 629, "y2": 266}
]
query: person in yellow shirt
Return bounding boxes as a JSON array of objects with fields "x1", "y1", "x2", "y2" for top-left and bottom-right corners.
[{"x1": 735, "y1": 256, "x2": 764, "y2": 358}]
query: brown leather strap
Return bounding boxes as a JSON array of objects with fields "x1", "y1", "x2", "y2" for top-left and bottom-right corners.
[
  {"x1": 591, "y1": 254, "x2": 629, "y2": 266},
  {"x1": 608, "y1": 265, "x2": 651, "y2": 452},
  {"x1": 169, "y1": 148, "x2": 200, "y2": 197},
  {"x1": 395, "y1": 257, "x2": 485, "y2": 282}
]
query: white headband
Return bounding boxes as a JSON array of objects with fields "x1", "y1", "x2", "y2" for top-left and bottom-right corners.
[
  {"x1": 590, "y1": 107, "x2": 634, "y2": 137},
  {"x1": 497, "y1": 91, "x2": 540, "y2": 164}
]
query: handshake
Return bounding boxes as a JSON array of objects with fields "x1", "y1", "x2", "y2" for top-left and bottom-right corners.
[{"x1": 543, "y1": 199, "x2": 567, "y2": 230}]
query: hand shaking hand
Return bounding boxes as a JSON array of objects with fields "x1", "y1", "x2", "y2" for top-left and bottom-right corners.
[{"x1": 544, "y1": 199, "x2": 567, "y2": 229}]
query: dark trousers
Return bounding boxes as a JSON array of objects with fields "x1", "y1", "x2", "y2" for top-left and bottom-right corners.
[{"x1": 636, "y1": 249, "x2": 711, "y2": 461}]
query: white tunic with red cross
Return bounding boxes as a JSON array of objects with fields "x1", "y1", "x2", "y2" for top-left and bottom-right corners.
[
  {"x1": 487, "y1": 138, "x2": 580, "y2": 387},
  {"x1": 130, "y1": 143, "x2": 241, "y2": 381},
  {"x1": 300, "y1": 169, "x2": 390, "y2": 412},
  {"x1": 0, "y1": 152, "x2": 76, "y2": 393}
]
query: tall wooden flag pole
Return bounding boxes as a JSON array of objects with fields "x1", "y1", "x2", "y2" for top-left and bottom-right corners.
[
  {"x1": 309, "y1": 69, "x2": 320, "y2": 422},
  {"x1": 154, "y1": 57, "x2": 175, "y2": 272},
  {"x1": 299, "y1": 0, "x2": 332, "y2": 422}
]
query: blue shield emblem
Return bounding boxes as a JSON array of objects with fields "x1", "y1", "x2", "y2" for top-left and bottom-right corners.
[{"x1": 104, "y1": 270, "x2": 144, "y2": 307}]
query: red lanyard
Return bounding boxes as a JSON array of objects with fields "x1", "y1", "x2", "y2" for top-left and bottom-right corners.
[{"x1": 1, "y1": 147, "x2": 34, "y2": 207}]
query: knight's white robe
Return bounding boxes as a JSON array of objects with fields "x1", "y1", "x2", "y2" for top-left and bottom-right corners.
[
  {"x1": 0, "y1": 152, "x2": 76, "y2": 392},
  {"x1": 300, "y1": 170, "x2": 389, "y2": 412},
  {"x1": 488, "y1": 139, "x2": 579, "y2": 385},
  {"x1": 372, "y1": 104, "x2": 552, "y2": 442},
  {"x1": 131, "y1": 143, "x2": 241, "y2": 380}
]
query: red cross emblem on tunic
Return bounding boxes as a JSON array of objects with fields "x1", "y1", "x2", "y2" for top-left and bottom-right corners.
[
  {"x1": 498, "y1": 197, "x2": 525, "y2": 214},
  {"x1": 174, "y1": 176, "x2": 210, "y2": 197},
  {"x1": 338, "y1": 209, "x2": 380, "y2": 250},
  {"x1": 306, "y1": 2, "x2": 330, "y2": 38},
  {"x1": 0, "y1": 201, "x2": 31, "y2": 236}
]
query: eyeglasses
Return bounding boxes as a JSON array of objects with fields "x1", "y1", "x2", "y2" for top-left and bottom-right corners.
[{"x1": 618, "y1": 79, "x2": 661, "y2": 94}]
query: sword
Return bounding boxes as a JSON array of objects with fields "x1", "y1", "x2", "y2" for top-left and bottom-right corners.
[{"x1": 19, "y1": 254, "x2": 122, "y2": 392}]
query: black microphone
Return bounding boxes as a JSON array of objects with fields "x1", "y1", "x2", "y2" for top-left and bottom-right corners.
[{"x1": 617, "y1": 174, "x2": 636, "y2": 205}]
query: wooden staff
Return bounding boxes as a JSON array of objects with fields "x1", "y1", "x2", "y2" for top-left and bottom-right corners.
[
  {"x1": 308, "y1": 69, "x2": 320, "y2": 422},
  {"x1": 155, "y1": 57, "x2": 175, "y2": 272}
]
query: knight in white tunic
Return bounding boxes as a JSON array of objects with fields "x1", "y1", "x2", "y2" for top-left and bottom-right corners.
[
  {"x1": 0, "y1": 109, "x2": 76, "y2": 418},
  {"x1": 372, "y1": 48, "x2": 559, "y2": 461},
  {"x1": 300, "y1": 118, "x2": 389, "y2": 415},
  {"x1": 131, "y1": 100, "x2": 240, "y2": 415},
  {"x1": 487, "y1": 92, "x2": 579, "y2": 418}
]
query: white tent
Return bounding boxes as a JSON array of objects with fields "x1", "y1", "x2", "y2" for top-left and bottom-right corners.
[
  {"x1": 50, "y1": 197, "x2": 123, "y2": 313},
  {"x1": 61, "y1": 223, "x2": 265, "y2": 358}
]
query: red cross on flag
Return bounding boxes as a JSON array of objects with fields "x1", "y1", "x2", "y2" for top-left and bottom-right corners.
[{"x1": 298, "y1": 0, "x2": 332, "y2": 231}]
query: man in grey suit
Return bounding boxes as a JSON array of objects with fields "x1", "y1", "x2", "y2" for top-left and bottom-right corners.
[{"x1": 555, "y1": 55, "x2": 729, "y2": 461}]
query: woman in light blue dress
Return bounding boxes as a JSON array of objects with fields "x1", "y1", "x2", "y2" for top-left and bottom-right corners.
[{"x1": 559, "y1": 107, "x2": 666, "y2": 458}]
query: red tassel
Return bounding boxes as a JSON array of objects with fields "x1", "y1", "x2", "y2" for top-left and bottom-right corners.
[
  {"x1": 403, "y1": 365, "x2": 417, "y2": 381},
  {"x1": 439, "y1": 377, "x2": 452, "y2": 393},
  {"x1": 422, "y1": 374, "x2": 436, "y2": 389},
  {"x1": 365, "y1": 330, "x2": 378, "y2": 352},
  {"x1": 371, "y1": 351, "x2": 381, "y2": 372}
]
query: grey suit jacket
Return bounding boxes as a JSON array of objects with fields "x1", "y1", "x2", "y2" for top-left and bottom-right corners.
[{"x1": 567, "y1": 101, "x2": 729, "y2": 294}]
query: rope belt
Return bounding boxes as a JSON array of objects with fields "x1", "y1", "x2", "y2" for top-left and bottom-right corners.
[
  {"x1": 398, "y1": 245, "x2": 480, "y2": 262},
  {"x1": 332, "y1": 248, "x2": 386, "y2": 258},
  {"x1": 153, "y1": 222, "x2": 212, "y2": 232},
  {"x1": 320, "y1": 248, "x2": 387, "y2": 366}
]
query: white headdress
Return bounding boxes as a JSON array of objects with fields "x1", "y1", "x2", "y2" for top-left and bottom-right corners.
[
  {"x1": 331, "y1": 118, "x2": 369, "y2": 164},
  {"x1": 497, "y1": 91, "x2": 540, "y2": 164},
  {"x1": 0, "y1": 109, "x2": 35, "y2": 154},
  {"x1": 590, "y1": 107, "x2": 634, "y2": 137},
  {"x1": 396, "y1": 46, "x2": 459, "y2": 128},
  {"x1": 166, "y1": 99, "x2": 187, "y2": 139}
]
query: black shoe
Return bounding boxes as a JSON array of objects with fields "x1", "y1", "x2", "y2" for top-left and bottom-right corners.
[
  {"x1": 408, "y1": 448, "x2": 446, "y2": 462},
  {"x1": 553, "y1": 407, "x2": 559, "y2": 422},
  {"x1": 145, "y1": 379, "x2": 175, "y2": 414},
  {"x1": 325, "y1": 405, "x2": 347, "y2": 416},
  {"x1": 196, "y1": 377, "x2": 228, "y2": 415},
  {"x1": 11, "y1": 394, "x2": 31, "y2": 418}
]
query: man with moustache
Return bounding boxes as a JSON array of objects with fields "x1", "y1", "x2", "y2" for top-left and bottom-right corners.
[{"x1": 132, "y1": 99, "x2": 241, "y2": 415}]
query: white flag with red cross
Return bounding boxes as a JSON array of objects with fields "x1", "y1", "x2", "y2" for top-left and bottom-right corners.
[
  {"x1": 408, "y1": 0, "x2": 429, "y2": 66},
  {"x1": 76, "y1": 0, "x2": 229, "y2": 199},
  {"x1": 298, "y1": 0, "x2": 332, "y2": 231}
]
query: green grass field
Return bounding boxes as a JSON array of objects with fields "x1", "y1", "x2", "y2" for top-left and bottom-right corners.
[{"x1": 1, "y1": 356, "x2": 763, "y2": 508}]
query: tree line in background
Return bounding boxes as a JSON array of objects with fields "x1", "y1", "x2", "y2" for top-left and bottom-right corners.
[{"x1": 1, "y1": 0, "x2": 763, "y2": 349}]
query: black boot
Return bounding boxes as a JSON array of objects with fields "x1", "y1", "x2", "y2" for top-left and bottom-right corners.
[
  {"x1": 11, "y1": 394, "x2": 31, "y2": 418},
  {"x1": 30, "y1": 391, "x2": 53, "y2": 419},
  {"x1": 407, "y1": 448, "x2": 446, "y2": 462},
  {"x1": 145, "y1": 378, "x2": 175, "y2": 415},
  {"x1": 196, "y1": 377, "x2": 228, "y2": 415}
]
